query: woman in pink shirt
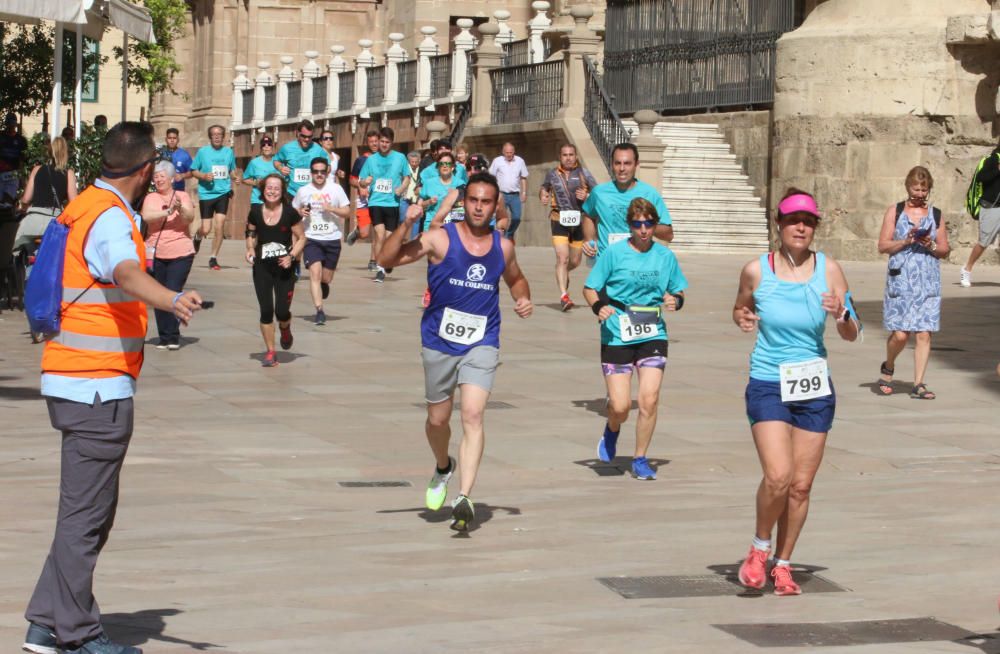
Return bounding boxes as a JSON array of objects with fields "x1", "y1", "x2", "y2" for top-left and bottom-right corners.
[{"x1": 143, "y1": 160, "x2": 197, "y2": 349}]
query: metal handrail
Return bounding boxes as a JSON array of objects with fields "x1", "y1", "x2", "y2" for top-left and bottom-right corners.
[{"x1": 583, "y1": 55, "x2": 630, "y2": 173}]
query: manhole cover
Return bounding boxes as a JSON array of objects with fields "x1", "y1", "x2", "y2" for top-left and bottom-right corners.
[
  {"x1": 598, "y1": 570, "x2": 847, "y2": 599},
  {"x1": 713, "y1": 617, "x2": 972, "y2": 648},
  {"x1": 337, "y1": 481, "x2": 412, "y2": 488}
]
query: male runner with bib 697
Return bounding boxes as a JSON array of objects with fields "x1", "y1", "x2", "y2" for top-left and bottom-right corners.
[{"x1": 378, "y1": 172, "x2": 532, "y2": 532}]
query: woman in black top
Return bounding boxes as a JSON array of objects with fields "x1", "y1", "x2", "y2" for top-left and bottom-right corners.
[
  {"x1": 245, "y1": 174, "x2": 305, "y2": 367},
  {"x1": 15, "y1": 136, "x2": 77, "y2": 248}
]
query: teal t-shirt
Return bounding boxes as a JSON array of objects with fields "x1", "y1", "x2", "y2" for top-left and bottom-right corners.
[
  {"x1": 274, "y1": 141, "x2": 328, "y2": 196},
  {"x1": 359, "y1": 150, "x2": 409, "y2": 207},
  {"x1": 191, "y1": 146, "x2": 236, "y2": 200},
  {"x1": 243, "y1": 155, "x2": 275, "y2": 204},
  {"x1": 580, "y1": 179, "x2": 672, "y2": 256},
  {"x1": 420, "y1": 162, "x2": 468, "y2": 187},
  {"x1": 419, "y1": 175, "x2": 464, "y2": 230},
  {"x1": 584, "y1": 239, "x2": 688, "y2": 346}
]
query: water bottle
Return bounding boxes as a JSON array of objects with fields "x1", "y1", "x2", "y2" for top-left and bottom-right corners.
[{"x1": 585, "y1": 240, "x2": 597, "y2": 268}]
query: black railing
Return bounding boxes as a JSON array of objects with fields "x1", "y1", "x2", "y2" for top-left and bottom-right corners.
[
  {"x1": 286, "y1": 80, "x2": 301, "y2": 118},
  {"x1": 263, "y1": 86, "x2": 276, "y2": 121},
  {"x1": 450, "y1": 99, "x2": 472, "y2": 146},
  {"x1": 366, "y1": 65, "x2": 385, "y2": 106},
  {"x1": 501, "y1": 38, "x2": 550, "y2": 67},
  {"x1": 241, "y1": 89, "x2": 253, "y2": 123},
  {"x1": 490, "y1": 60, "x2": 562, "y2": 125},
  {"x1": 312, "y1": 76, "x2": 327, "y2": 114},
  {"x1": 604, "y1": 0, "x2": 793, "y2": 113},
  {"x1": 398, "y1": 59, "x2": 417, "y2": 102},
  {"x1": 429, "y1": 53, "x2": 451, "y2": 98},
  {"x1": 583, "y1": 56, "x2": 631, "y2": 173},
  {"x1": 338, "y1": 71, "x2": 355, "y2": 110}
]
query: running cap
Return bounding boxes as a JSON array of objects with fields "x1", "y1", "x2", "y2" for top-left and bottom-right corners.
[
  {"x1": 469, "y1": 153, "x2": 489, "y2": 171},
  {"x1": 259, "y1": 135, "x2": 273, "y2": 146},
  {"x1": 777, "y1": 193, "x2": 821, "y2": 220}
]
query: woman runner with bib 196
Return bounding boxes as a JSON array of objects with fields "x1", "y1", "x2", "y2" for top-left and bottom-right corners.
[
  {"x1": 584, "y1": 198, "x2": 687, "y2": 481},
  {"x1": 733, "y1": 189, "x2": 859, "y2": 596}
]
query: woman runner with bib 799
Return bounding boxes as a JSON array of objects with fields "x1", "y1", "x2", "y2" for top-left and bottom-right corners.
[{"x1": 732, "y1": 189, "x2": 859, "y2": 596}]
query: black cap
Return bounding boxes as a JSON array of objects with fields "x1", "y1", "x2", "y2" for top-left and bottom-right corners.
[
  {"x1": 260, "y1": 136, "x2": 273, "y2": 146},
  {"x1": 469, "y1": 153, "x2": 489, "y2": 171}
]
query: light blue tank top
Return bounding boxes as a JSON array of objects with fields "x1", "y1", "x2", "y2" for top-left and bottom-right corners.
[{"x1": 749, "y1": 251, "x2": 829, "y2": 382}]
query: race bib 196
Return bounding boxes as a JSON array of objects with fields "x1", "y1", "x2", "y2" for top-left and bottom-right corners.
[
  {"x1": 260, "y1": 242, "x2": 288, "y2": 260},
  {"x1": 559, "y1": 210, "x2": 581, "y2": 227},
  {"x1": 211, "y1": 165, "x2": 228, "y2": 180},
  {"x1": 373, "y1": 178, "x2": 393, "y2": 194},
  {"x1": 609, "y1": 232, "x2": 629, "y2": 245},
  {"x1": 293, "y1": 168, "x2": 310, "y2": 184},
  {"x1": 438, "y1": 307, "x2": 487, "y2": 346},
  {"x1": 779, "y1": 357, "x2": 831, "y2": 403},
  {"x1": 618, "y1": 312, "x2": 660, "y2": 343}
]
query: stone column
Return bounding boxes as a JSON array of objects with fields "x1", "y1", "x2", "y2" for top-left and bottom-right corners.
[
  {"x1": 470, "y1": 23, "x2": 504, "y2": 127},
  {"x1": 631, "y1": 109, "x2": 663, "y2": 189},
  {"x1": 231, "y1": 65, "x2": 251, "y2": 128},
  {"x1": 328, "y1": 46, "x2": 347, "y2": 113},
  {"x1": 301, "y1": 50, "x2": 320, "y2": 118},
  {"x1": 275, "y1": 55, "x2": 296, "y2": 121},
  {"x1": 557, "y1": 4, "x2": 600, "y2": 119},
  {"x1": 415, "y1": 26, "x2": 439, "y2": 105},
  {"x1": 384, "y1": 33, "x2": 406, "y2": 106},
  {"x1": 495, "y1": 10, "x2": 515, "y2": 45},
  {"x1": 354, "y1": 39, "x2": 375, "y2": 112},
  {"x1": 253, "y1": 61, "x2": 273, "y2": 124},
  {"x1": 528, "y1": 2, "x2": 553, "y2": 63},
  {"x1": 426, "y1": 120, "x2": 447, "y2": 147},
  {"x1": 450, "y1": 18, "x2": 476, "y2": 98}
]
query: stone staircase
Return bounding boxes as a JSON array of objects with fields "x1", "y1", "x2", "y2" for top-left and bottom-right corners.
[{"x1": 622, "y1": 120, "x2": 770, "y2": 253}]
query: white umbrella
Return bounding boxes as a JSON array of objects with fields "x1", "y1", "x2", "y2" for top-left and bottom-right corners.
[{"x1": 0, "y1": 0, "x2": 155, "y2": 137}]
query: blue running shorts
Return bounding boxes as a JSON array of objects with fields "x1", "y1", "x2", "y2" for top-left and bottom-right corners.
[{"x1": 745, "y1": 377, "x2": 836, "y2": 433}]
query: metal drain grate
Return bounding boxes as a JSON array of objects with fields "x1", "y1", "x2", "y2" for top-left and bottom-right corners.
[
  {"x1": 598, "y1": 570, "x2": 847, "y2": 599},
  {"x1": 338, "y1": 481, "x2": 412, "y2": 488},
  {"x1": 713, "y1": 617, "x2": 973, "y2": 648}
]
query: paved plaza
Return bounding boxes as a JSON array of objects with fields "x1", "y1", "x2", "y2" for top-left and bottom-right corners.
[{"x1": 1, "y1": 241, "x2": 999, "y2": 653}]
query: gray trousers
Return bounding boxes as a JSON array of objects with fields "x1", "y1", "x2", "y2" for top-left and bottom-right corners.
[{"x1": 25, "y1": 396, "x2": 134, "y2": 646}]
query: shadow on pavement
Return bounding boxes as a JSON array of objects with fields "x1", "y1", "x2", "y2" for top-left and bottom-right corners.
[
  {"x1": 377, "y1": 503, "x2": 522, "y2": 534},
  {"x1": 103, "y1": 609, "x2": 222, "y2": 651},
  {"x1": 571, "y1": 397, "x2": 638, "y2": 417},
  {"x1": 705, "y1": 562, "x2": 832, "y2": 599},
  {"x1": 0, "y1": 375, "x2": 41, "y2": 401},
  {"x1": 955, "y1": 631, "x2": 1000, "y2": 653},
  {"x1": 296, "y1": 313, "x2": 345, "y2": 323},
  {"x1": 574, "y1": 457, "x2": 670, "y2": 477},
  {"x1": 247, "y1": 351, "x2": 309, "y2": 365}
]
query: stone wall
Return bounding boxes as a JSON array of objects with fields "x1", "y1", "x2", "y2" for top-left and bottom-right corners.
[{"x1": 771, "y1": 0, "x2": 999, "y2": 264}]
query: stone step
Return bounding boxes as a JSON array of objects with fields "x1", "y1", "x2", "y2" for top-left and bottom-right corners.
[
  {"x1": 665, "y1": 143, "x2": 732, "y2": 153},
  {"x1": 665, "y1": 198, "x2": 763, "y2": 209},
  {"x1": 664, "y1": 173, "x2": 751, "y2": 184}
]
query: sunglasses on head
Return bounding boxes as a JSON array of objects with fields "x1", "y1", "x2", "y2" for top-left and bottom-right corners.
[{"x1": 630, "y1": 220, "x2": 656, "y2": 229}]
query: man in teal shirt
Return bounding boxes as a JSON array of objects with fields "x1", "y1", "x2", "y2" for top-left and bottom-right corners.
[
  {"x1": 273, "y1": 119, "x2": 327, "y2": 198},
  {"x1": 190, "y1": 124, "x2": 238, "y2": 270},
  {"x1": 359, "y1": 127, "x2": 410, "y2": 283},
  {"x1": 581, "y1": 142, "x2": 673, "y2": 257},
  {"x1": 241, "y1": 135, "x2": 276, "y2": 205}
]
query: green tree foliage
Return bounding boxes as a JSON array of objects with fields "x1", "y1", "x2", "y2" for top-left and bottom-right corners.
[
  {"x1": 113, "y1": 0, "x2": 188, "y2": 103},
  {"x1": 0, "y1": 24, "x2": 57, "y2": 118}
]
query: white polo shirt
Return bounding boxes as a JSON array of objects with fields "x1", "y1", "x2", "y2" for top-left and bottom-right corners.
[{"x1": 489, "y1": 155, "x2": 529, "y2": 194}]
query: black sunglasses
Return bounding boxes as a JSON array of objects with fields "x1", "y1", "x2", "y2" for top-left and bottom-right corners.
[
  {"x1": 320, "y1": 136, "x2": 334, "y2": 141},
  {"x1": 310, "y1": 169, "x2": 328, "y2": 174},
  {"x1": 297, "y1": 132, "x2": 312, "y2": 139}
]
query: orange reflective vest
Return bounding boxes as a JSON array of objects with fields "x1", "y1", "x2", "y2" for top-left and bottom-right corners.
[{"x1": 41, "y1": 185, "x2": 147, "y2": 379}]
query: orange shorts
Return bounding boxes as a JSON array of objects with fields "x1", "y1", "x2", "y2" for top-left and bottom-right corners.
[{"x1": 356, "y1": 207, "x2": 371, "y2": 229}]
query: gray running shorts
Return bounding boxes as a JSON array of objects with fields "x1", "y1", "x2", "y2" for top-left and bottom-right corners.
[
  {"x1": 421, "y1": 345, "x2": 499, "y2": 403},
  {"x1": 978, "y1": 206, "x2": 1000, "y2": 247}
]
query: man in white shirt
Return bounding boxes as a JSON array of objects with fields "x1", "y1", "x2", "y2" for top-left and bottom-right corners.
[
  {"x1": 292, "y1": 156, "x2": 351, "y2": 325},
  {"x1": 489, "y1": 142, "x2": 528, "y2": 240}
]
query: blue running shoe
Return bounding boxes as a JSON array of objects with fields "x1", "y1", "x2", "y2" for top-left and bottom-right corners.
[
  {"x1": 22, "y1": 622, "x2": 56, "y2": 654},
  {"x1": 632, "y1": 456, "x2": 656, "y2": 480},
  {"x1": 597, "y1": 423, "x2": 619, "y2": 463}
]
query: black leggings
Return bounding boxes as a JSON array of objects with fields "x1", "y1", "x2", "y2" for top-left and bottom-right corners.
[{"x1": 252, "y1": 262, "x2": 295, "y2": 324}]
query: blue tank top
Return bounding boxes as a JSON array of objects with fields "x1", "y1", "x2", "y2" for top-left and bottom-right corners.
[
  {"x1": 421, "y1": 222, "x2": 505, "y2": 355},
  {"x1": 749, "y1": 251, "x2": 829, "y2": 382}
]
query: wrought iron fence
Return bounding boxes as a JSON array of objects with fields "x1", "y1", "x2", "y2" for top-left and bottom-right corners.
[
  {"x1": 263, "y1": 86, "x2": 276, "y2": 121},
  {"x1": 398, "y1": 59, "x2": 417, "y2": 102},
  {"x1": 583, "y1": 56, "x2": 631, "y2": 173},
  {"x1": 603, "y1": 0, "x2": 793, "y2": 113},
  {"x1": 429, "y1": 53, "x2": 451, "y2": 98},
  {"x1": 367, "y1": 65, "x2": 385, "y2": 106},
  {"x1": 501, "y1": 38, "x2": 550, "y2": 67},
  {"x1": 338, "y1": 71, "x2": 355, "y2": 110},
  {"x1": 450, "y1": 99, "x2": 472, "y2": 146},
  {"x1": 241, "y1": 89, "x2": 253, "y2": 123},
  {"x1": 490, "y1": 60, "x2": 562, "y2": 125},
  {"x1": 312, "y1": 76, "x2": 327, "y2": 114},
  {"x1": 287, "y1": 80, "x2": 302, "y2": 118}
]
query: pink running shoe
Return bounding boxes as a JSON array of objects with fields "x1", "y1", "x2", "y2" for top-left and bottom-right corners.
[
  {"x1": 771, "y1": 565, "x2": 801, "y2": 596},
  {"x1": 738, "y1": 547, "x2": 769, "y2": 589}
]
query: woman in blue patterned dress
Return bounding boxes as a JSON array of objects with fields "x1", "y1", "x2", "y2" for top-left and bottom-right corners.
[{"x1": 876, "y1": 166, "x2": 951, "y2": 399}]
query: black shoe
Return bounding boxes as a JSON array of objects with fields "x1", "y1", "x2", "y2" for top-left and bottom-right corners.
[
  {"x1": 208, "y1": 257, "x2": 220, "y2": 271},
  {"x1": 321, "y1": 281, "x2": 330, "y2": 299},
  {"x1": 367, "y1": 260, "x2": 378, "y2": 272},
  {"x1": 450, "y1": 495, "x2": 475, "y2": 531},
  {"x1": 315, "y1": 309, "x2": 326, "y2": 326},
  {"x1": 61, "y1": 633, "x2": 142, "y2": 654},
  {"x1": 193, "y1": 236, "x2": 202, "y2": 254},
  {"x1": 22, "y1": 622, "x2": 56, "y2": 654},
  {"x1": 279, "y1": 324, "x2": 293, "y2": 350},
  {"x1": 373, "y1": 269, "x2": 385, "y2": 284},
  {"x1": 346, "y1": 228, "x2": 359, "y2": 246},
  {"x1": 385, "y1": 267, "x2": 393, "y2": 275}
]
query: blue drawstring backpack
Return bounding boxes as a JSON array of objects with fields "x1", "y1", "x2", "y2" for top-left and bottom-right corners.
[{"x1": 24, "y1": 217, "x2": 70, "y2": 335}]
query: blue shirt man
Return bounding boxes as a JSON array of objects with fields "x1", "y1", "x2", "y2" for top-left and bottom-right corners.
[
  {"x1": 359, "y1": 148, "x2": 409, "y2": 207},
  {"x1": 164, "y1": 128, "x2": 192, "y2": 191},
  {"x1": 274, "y1": 120, "x2": 327, "y2": 197}
]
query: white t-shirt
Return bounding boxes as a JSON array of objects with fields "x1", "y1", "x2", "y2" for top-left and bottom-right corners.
[
  {"x1": 489, "y1": 155, "x2": 529, "y2": 194},
  {"x1": 292, "y1": 179, "x2": 350, "y2": 241}
]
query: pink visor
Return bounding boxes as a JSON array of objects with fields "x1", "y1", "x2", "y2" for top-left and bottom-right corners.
[{"x1": 777, "y1": 193, "x2": 821, "y2": 220}]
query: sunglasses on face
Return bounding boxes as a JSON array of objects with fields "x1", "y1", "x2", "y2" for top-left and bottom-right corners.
[
  {"x1": 437, "y1": 162, "x2": 455, "y2": 168},
  {"x1": 311, "y1": 169, "x2": 328, "y2": 175},
  {"x1": 298, "y1": 133, "x2": 312, "y2": 139},
  {"x1": 630, "y1": 220, "x2": 656, "y2": 229},
  {"x1": 320, "y1": 136, "x2": 334, "y2": 141}
]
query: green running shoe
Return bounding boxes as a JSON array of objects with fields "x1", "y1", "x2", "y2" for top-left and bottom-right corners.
[
  {"x1": 425, "y1": 456, "x2": 455, "y2": 510},
  {"x1": 450, "y1": 494, "x2": 475, "y2": 532}
]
